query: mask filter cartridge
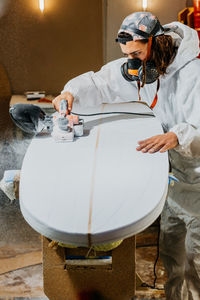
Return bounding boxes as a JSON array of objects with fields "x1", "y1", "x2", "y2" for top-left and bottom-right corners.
[{"x1": 121, "y1": 58, "x2": 159, "y2": 84}]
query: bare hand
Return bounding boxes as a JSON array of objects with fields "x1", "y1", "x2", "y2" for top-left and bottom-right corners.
[
  {"x1": 52, "y1": 91, "x2": 74, "y2": 113},
  {"x1": 136, "y1": 132, "x2": 178, "y2": 153}
]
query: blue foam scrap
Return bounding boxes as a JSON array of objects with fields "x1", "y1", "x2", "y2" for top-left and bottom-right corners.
[
  {"x1": 168, "y1": 172, "x2": 179, "y2": 186},
  {"x1": 4, "y1": 170, "x2": 20, "y2": 183}
]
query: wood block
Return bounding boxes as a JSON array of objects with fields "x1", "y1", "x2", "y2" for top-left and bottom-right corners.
[
  {"x1": 14, "y1": 171, "x2": 20, "y2": 200},
  {"x1": 9, "y1": 95, "x2": 54, "y2": 108},
  {"x1": 42, "y1": 236, "x2": 136, "y2": 300}
]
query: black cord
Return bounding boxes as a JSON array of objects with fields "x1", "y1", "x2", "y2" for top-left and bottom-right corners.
[
  {"x1": 71, "y1": 111, "x2": 154, "y2": 117},
  {"x1": 141, "y1": 223, "x2": 164, "y2": 291},
  {"x1": 153, "y1": 224, "x2": 161, "y2": 288}
]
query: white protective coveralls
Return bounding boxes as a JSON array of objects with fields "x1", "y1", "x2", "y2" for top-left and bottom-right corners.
[{"x1": 62, "y1": 22, "x2": 200, "y2": 299}]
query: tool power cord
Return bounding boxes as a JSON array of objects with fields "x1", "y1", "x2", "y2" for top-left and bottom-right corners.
[
  {"x1": 71, "y1": 111, "x2": 154, "y2": 117},
  {"x1": 140, "y1": 224, "x2": 164, "y2": 291}
]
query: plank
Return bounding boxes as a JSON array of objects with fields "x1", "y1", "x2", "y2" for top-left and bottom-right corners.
[{"x1": 0, "y1": 251, "x2": 42, "y2": 275}]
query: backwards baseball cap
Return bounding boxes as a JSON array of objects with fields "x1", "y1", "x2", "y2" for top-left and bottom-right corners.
[{"x1": 116, "y1": 12, "x2": 165, "y2": 44}]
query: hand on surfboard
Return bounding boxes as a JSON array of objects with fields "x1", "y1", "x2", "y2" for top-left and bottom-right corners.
[
  {"x1": 136, "y1": 132, "x2": 178, "y2": 153},
  {"x1": 52, "y1": 91, "x2": 74, "y2": 113}
]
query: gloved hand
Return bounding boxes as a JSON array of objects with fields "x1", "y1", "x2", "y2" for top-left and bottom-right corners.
[{"x1": 52, "y1": 91, "x2": 74, "y2": 113}]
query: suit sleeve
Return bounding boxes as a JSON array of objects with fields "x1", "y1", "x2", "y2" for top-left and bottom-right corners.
[
  {"x1": 61, "y1": 58, "x2": 139, "y2": 107},
  {"x1": 169, "y1": 63, "x2": 200, "y2": 158}
]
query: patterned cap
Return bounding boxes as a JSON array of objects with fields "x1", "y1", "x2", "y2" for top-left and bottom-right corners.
[{"x1": 116, "y1": 12, "x2": 164, "y2": 44}]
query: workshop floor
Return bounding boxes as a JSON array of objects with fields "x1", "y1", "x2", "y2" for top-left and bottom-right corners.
[{"x1": 0, "y1": 96, "x2": 166, "y2": 299}]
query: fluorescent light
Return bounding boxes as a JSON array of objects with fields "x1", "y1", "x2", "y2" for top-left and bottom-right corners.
[
  {"x1": 142, "y1": 0, "x2": 147, "y2": 11},
  {"x1": 39, "y1": 0, "x2": 44, "y2": 13}
]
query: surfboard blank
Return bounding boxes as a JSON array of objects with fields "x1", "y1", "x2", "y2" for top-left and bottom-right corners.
[{"x1": 20, "y1": 102, "x2": 168, "y2": 246}]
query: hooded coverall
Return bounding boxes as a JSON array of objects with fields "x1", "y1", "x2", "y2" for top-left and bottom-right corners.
[{"x1": 61, "y1": 22, "x2": 200, "y2": 299}]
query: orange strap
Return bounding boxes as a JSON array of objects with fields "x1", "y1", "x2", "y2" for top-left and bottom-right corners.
[
  {"x1": 137, "y1": 81, "x2": 141, "y2": 101},
  {"x1": 146, "y1": 36, "x2": 153, "y2": 61},
  {"x1": 141, "y1": 36, "x2": 153, "y2": 87},
  {"x1": 150, "y1": 93, "x2": 158, "y2": 109},
  {"x1": 137, "y1": 36, "x2": 159, "y2": 109},
  {"x1": 150, "y1": 79, "x2": 160, "y2": 109},
  {"x1": 137, "y1": 78, "x2": 160, "y2": 109}
]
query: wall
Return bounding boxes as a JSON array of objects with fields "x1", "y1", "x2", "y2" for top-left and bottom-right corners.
[
  {"x1": 0, "y1": 0, "x2": 193, "y2": 94},
  {"x1": 0, "y1": 0, "x2": 104, "y2": 95},
  {"x1": 106, "y1": 0, "x2": 189, "y2": 62}
]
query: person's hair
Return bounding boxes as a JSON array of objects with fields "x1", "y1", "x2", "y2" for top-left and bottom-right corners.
[{"x1": 118, "y1": 32, "x2": 177, "y2": 75}]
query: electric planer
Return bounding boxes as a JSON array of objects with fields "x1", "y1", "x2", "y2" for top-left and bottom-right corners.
[
  {"x1": 51, "y1": 99, "x2": 84, "y2": 142},
  {"x1": 9, "y1": 99, "x2": 84, "y2": 142}
]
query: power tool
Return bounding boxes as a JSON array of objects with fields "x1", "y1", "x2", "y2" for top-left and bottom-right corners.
[
  {"x1": 9, "y1": 99, "x2": 84, "y2": 142},
  {"x1": 51, "y1": 99, "x2": 84, "y2": 142}
]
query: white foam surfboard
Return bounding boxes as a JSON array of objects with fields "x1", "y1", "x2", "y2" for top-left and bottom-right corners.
[{"x1": 20, "y1": 102, "x2": 169, "y2": 246}]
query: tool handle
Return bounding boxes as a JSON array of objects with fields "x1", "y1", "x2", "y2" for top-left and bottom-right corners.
[{"x1": 59, "y1": 99, "x2": 68, "y2": 116}]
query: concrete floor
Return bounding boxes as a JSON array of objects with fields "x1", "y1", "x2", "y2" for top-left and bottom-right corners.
[
  {"x1": 0, "y1": 96, "x2": 166, "y2": 299},
  {"x1": 0, "y1": 96, "x2": 44, "y2": 298}
]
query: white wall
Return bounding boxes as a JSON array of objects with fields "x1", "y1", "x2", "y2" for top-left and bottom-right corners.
[{"x1": 106, "y1": 0, "x2": 189, "y2": 62}]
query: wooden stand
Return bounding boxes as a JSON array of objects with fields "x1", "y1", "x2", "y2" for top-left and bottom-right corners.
[{"x1": 42, "y1": 236, "x2": 136, "y2": 300}]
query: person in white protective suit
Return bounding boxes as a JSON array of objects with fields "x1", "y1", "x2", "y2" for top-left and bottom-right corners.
[{"x1": 53, "y1": 12, "x2": 200, "y2": 300}]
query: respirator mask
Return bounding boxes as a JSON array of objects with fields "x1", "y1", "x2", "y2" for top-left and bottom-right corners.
[
  {"x1": 117, "y1": 35, "x2": 161, "y2": 109},
  {"x1": 116, "y1": 13, "x2": 166, "y2": 108},
  {"x1": 121, "y1": 57, "x2": 160, "y2": 85},
  {"x1": 119, "y1": 37, "x2": 160, "y2": 109},
  {"x1": 118, "y1": 36, "x2": 160, "y2": 109}
]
